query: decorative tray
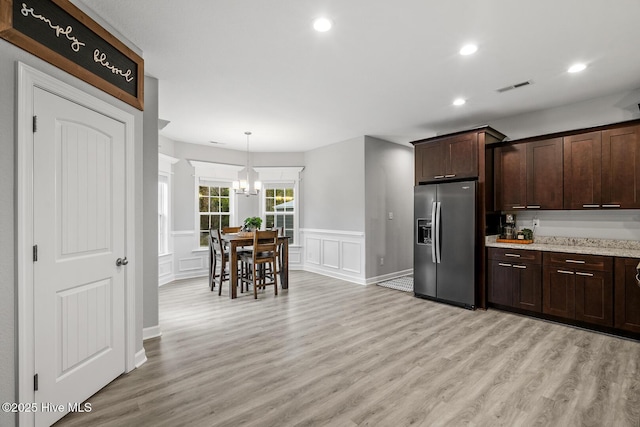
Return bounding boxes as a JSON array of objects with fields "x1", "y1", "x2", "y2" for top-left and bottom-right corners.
[
  {"x1": 495, "y1": 238, "x2": 534, "y2": 244},
  {"x1": 237, "y1": 231, "x2": 254, "y2": 238}
]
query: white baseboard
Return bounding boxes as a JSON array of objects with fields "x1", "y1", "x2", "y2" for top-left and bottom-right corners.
[
  {"x1": 159, "y1": 274, "x2": 175, "y2": 286},
  {"x1": 365, "y1": 269, "x2": 413, "y2": 285},
  {"x1": 135, "y1": 348, "x2": 147, "y2": 368},
  {"x1": 303, "y1": 264, "x2": 366, "y2": 285},
  {"x1": 143, "y1": 325, "x2": 162, "y2": 341}
]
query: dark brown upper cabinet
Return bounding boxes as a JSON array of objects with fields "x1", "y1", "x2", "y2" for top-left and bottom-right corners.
[
  {"x1": 495, "y1": 138, "x2": 563, "y2": 211},
  {"x1": 412, "y1": 127, "x2": 505, "y2": 185},
  {"x1": 602, "y1": 125, "x2": 640, "y2": 208},
  {"x1": 563, "y1": 131, "x2": 602, "y2": 209},
  {"x1": 415, "y1": 133, "x2": 478, "y2": 183},
  {"x1": 564, "y1": 125, "x2": 640, "y2": 209}
]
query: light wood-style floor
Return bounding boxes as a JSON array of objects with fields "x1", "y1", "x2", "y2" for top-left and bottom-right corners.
[{"x1": 56, "y1": 271, "x2": 640, "y2": 427}]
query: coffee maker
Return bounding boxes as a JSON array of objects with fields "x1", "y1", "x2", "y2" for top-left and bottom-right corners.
[{"x1": 501, "y1": 213, "x2": 516, "y2": 239}]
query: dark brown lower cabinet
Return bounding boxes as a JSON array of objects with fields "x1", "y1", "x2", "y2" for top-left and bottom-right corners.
[
  {"x1": 575, "y1": 270, "x2": 613, "y2": 326},
  {"x1": 543, "y1": 268, "x2": 575, "y2": 318},
  {"x1": 615, "y1": 257, "x2": 640, "y2": 333},
  {"x1": 487, "y1": 248, "x2": 541, "y2": 312},
  {"x1": 542, "y1": 252, "x2": 613, "y2": 327}
]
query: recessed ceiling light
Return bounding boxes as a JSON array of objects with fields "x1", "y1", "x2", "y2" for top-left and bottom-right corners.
[
  {"x1": 453, "y1": 98, "x2": 466, "y2": 106},
  {"x1": 568, "y1": 63, "x2": 587, "y2": 73},
  {"x1": 313, "y1": 17, "x2": 333, "y2": 32},
  {"x1": 459, "y1": 44, "x2": 478, "y2": 56}
]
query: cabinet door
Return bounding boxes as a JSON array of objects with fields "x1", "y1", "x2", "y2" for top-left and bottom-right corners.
[
  {"x1": 495, "y1": 144, "x2": 526, "y2": 210},
  {"x1": 574, "y1": 270, "x2": 613, "y2": 327},
  {"x1": 444, "y1": 133, "x2": 478, "y2": 179},
  {"x1": 563, "y1": 132, "x2": 602, "y2": 209},
  {"x1": 614, "y1": 257, "x2": 640, "y2": 333},
  {"x1": 527, "y1": 138, "x2": 563, "y2": 209},
  {"x1": 487, "y1": 260, "x2": 514, "y2": 306},
  {"x1": 602, "y1": 125, "x2": 640, "y2": 208},
  {"x1": 513, "y1": 263, "x2": 542, "y2": 313},
  {"x1": 415, "y1": 142, "x2": 444, "y2": 184},
  {"x1": 543, "y1": 267, "x2": 575, "y2": 319}
]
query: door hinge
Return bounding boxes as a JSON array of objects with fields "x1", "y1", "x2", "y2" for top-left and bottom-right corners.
[
  {"x1": 34, "y1": 373, "x2": 38, "y2": 391},
  {"x1": 33, "y1": 115, "x2": 37, "y2": 133},
  {"x1": 33, "y1": 245, "x2": 38, "y2": 262}
]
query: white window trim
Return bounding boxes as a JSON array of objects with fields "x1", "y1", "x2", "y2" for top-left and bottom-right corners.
[
  {"x1": 158, "y1": 153, "x2": 178, "y2": 256},
  {"x1": 158, "y1": 173, "x2": 170, "y2": 256},
  {"x1": 256, "y1": 167, "x2": 304, "y2": 245},
  {"x1": 190, "y1": 160, "x2": 244, "y2": 249}
]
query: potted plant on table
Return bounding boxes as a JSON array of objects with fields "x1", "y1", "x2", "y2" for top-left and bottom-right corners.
[{"x1": 243, "y1": 216, "x2": 262, "y2": 233}]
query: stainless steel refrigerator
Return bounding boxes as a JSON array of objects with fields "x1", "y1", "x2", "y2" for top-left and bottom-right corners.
[{"x1": 414, "y1": 181, "x2": 476, "y2": 309}]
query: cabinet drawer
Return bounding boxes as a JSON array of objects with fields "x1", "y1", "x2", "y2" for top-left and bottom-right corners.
[
  {"x1": 488, "y1": 248, "x2": 541, "y2": 264},
  {"x1": 543, "y1": 252, "x2": 613, "y2": 272}
]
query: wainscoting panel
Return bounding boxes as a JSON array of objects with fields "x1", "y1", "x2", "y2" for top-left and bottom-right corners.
[
  {"x1": 300, "y1": 229, "x2": 365, "y2": 284},
  {"x1": 173, "y1": 231, "x2": 209, "y2": 281},
  {"x1": 341, "y1": 241, "x2": 362, "y2": 274},
  {"x1": 305, "y1": 237, "x2": 321, "y2": 265},
  {"x1": 288, "y1": 246, "x2": 303, "y2": 270},
  {"x1": 158, "y1": 254, "x2": 173, "y2": 286},
  {"x1": 322, "y1": 239, "x2": 340, "y2": 269}
]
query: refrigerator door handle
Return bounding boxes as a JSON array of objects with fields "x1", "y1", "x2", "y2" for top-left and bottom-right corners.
[
  {"x1": 435, "y1": 201, "x2": 442, "y2": 263},
  {"x1": 431, "y1": 202, "x2": 437, "y2": 263}
]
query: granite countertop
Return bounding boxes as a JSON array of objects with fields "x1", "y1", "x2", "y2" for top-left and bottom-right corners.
[{"x1": 486, "y1": 235, "x2": 640, "y2": 258}]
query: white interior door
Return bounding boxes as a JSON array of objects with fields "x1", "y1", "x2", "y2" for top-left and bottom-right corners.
[{"x1": 33, "y1": 87, "x2": 126, "y2": 426}]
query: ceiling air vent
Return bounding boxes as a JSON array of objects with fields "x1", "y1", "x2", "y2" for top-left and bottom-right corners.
[{"x1": 496, "y1": 80, "x2": 533, "y2": 93}]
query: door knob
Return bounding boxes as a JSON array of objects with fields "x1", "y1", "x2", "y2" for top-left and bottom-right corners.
[{"x1": 116, "y1": 257, "x2": 129, "y2": 267}]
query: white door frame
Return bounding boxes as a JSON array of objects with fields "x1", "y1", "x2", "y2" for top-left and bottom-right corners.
[{"x1": 16, "y1": 62, "x2": 137, "y2": 426}]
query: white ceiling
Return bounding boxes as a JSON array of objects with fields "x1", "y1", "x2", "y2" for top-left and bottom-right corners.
[{"x1": 79, "y1": 0, "x2": 640, "y2": 152}]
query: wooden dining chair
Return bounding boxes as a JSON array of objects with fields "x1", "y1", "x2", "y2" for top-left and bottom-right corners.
[
  {"x1": 210, "y1": 228, "x2": 241, "y2": 295},
  {"x1": 222, "y1": 226, "x2": 241, "y2": 234},
  {"x1": 239, "y1": 230, "x2": 279, "y2": 299}
]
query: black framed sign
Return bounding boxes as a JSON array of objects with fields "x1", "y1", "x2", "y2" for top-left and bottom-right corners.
[{"x1": 0, "y1": 0, "x2": 144, "y2": 110}]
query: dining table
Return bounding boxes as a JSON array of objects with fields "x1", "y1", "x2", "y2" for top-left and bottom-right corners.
[{"x1": 220, "y1": 232, "x2": 290, "y2": 299}]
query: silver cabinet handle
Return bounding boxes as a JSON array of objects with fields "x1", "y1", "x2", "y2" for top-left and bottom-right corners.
[
  {"x1": 434, "y1": 175, "x2": 445, "y2": 179},
  {"x1": 505, "y1": 253, "x2": 521, "y2": 258},
  {"x1": 557, "y1": 270, "x2": 574, "y2": 275},
  {"x1": 512, "y1": 206, "x2": 526, "y2": 209},
  {"x1": 602, "y1": 204, "x2": 621, "y2": 208},
  {"x1": 444, "y1": 174, "x2": 456, "y2": 178},
  {"x1": 527, "y1": 205, "x2": 541, "y2": 209},
  {"x1": 576, "y1": 272, "x2": 594, "y2": 277},
  {"x1": 565, "y1": 259, "x2": 585, "y2": 264},
  {"x1": 582, "y1": 204, "x2": 600, "y2": 208},
  {"x1": 498, "y1": 263, "x2": 512, "y2": 267},
  {"x1": 116, "y1": 257, "x2": 129, "y2": 267},
  {"x1": 512, "y1": 265, "x2": 527, "y2": 269}
]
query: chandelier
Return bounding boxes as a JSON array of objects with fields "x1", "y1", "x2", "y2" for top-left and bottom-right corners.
[{"x1": 232, "y1": 131, "x2": 261, "y2": 196}]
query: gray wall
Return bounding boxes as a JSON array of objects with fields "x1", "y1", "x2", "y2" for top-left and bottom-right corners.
[
  {"x1": 0, "y1": 44, "x2": 145, "y2": 427},
  {"x1": 302, "y1": 136, "x2": 366, "y2": 231},
  {"x1": 364, "y1": 137, "x2": 414, "y2": 278},
  {"x1": 143, "y1": 76, "x2": 159, "y2": 329},
  {"x1": 490, "y1": 88, "x2": 640, "y2": 141}
]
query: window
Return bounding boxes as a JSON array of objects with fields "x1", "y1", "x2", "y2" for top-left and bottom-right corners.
[
  {"x1": 264, "y1": 186, "x2": 295, "y2": 243},
  {"x1": 199, "y1": 185, "x2": 230, "y2": 246},
  {"x1": 158, "y1": 175, "x2": 169, "y2": 254}
]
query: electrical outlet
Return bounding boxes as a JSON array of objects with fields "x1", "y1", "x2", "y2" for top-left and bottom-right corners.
[
  {"x1": 388, "y1": 212, "x2": 394, "y2": 220},
  {"x1": 380, "y1": 257, "x2": 384, "y2": 266},
  {"x1": 532, "y1": 218, "x2": 540, "y2": 227}
]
